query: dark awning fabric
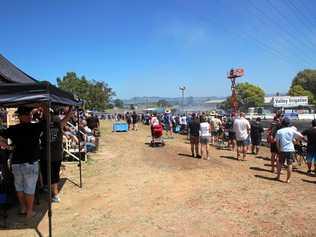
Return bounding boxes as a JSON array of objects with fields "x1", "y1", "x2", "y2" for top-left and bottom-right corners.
[
  {"x1": 0, "y1": 82, "x2": 81, "y2": 107},
  {"x1": 0, "y1": 54, "x2": 38, "y2": 84}
]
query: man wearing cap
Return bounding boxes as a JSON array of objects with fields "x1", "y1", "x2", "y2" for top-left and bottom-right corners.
[
  {"x1": 0, "y1": 106, "x2": 44, "y2": 218},
  {"x1": 302, "y1": 119, "x2": 316, "y2": 175},
  {"x1": 275, "y1": 117, "x2": 304, "y2": 183}
]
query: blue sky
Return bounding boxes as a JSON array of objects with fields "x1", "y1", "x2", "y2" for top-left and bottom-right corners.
[{"x1": 1, "y1": 0, "x2": 316, "y2": 99}]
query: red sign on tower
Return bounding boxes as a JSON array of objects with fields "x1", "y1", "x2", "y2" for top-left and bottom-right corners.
[{"x1": 228, "y1": 68, "x2": 244, "y2": 79}]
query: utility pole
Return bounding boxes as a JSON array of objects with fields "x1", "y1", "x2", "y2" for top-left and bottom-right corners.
[
  {"x1": 179, "y1": 86, "x2": 186, "y2": 114},
  {"x1": 227, "y1": 68, "x2": 244, "y2": 115}
]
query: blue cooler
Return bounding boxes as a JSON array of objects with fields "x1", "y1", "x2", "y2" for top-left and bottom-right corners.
[{"x1": 112, "y1": 122, "x2": 128, "y2": 132}]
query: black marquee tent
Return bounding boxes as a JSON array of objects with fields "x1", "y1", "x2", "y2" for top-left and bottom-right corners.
[
  {"x1": 0, "y1": 82, "x2": 80, "y2": 107},
  {"x1": 0, "y1": 54, "x2": 38, "y2": 84},
  {"x1": 0, "y1": 54, "x2": 82, "y2": 237}
]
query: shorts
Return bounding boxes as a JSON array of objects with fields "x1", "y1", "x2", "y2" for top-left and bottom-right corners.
[
  {"x1": 251, "y1": 136, "x2": 261, "y2": 146},
  {"x1": 51, "y1": 161, "x2": 62, "y2": 184},
  {"x1": 279, "y1": 152, "x2": 295, "y2": 165},
  {"x1": 211, "y1": 130, "x2": 219, "y2": 136},
  {"x1": 306, "y1": 152, "x2": 316, "y2": 163},
  {"x1": 200, "y1": 136, "x2": 209, "y2": 144},
  {"x1": 228, "y1": 131, "x2": 235, "y2": 140},
  {"x1": 41, "y1": 160, "x2": 62, "y2": 185},
  {"x1": 270, "y1": 143, "x2": 278, "y2": 153},
  {"x1": 190, "y1": 135, "x2": 199, "y2": 144},
  {"x1": 11, "y1": 161, "x2": 39, "y2": 195},
  {"x1": 236, "y1": 139, "x2": 247, "y2": 147},
  {"x1": 245, "y1": 136, "x2": 251, "y2": 145}
]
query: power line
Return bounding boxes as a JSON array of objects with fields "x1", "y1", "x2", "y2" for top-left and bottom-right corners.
[
  {"x1": 178, "y1": 0, "x2": 314, "y2": 67},
  {"x1": 213, "y1": 0, "x2": 314, "y2": 67},
  {"x1": 199, "y1": 13, "x2": 299, "y2": 66},
  {"x1": 266, "y1": 0, "x2": 316, "y2": 52},
  {"x1": 287, "y1": 0, "x2": 316, "y2": 28},
  {"x1": 285, "y1": 0, "x2": 316, "y2": 32},
  {"x1": 247, "y1": 0, "x2": 315, "y2": 65}
]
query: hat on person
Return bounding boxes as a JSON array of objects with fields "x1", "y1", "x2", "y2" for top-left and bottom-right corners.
[
  {"x1": 282, "y1": 117, "x2": 291, "y2": 127},
  {"x1": 15, "y1": 106, "x2": 33, "y2": 116}
]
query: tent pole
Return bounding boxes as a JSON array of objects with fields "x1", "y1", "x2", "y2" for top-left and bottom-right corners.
[
  {"x1": 46, "y1": 99, "x2": 53, "y2": 237},
  {"x1": 77, "y1": 107, "x2": 82, "y2": 188}
]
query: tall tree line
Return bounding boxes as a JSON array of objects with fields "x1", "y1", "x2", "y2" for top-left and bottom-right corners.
[
  {"x1": 57, "y1": 72, "x2": 116, "y2": 111},
  {"x1": 288, "y1": 69, "x2": 316, "y2": 105}
]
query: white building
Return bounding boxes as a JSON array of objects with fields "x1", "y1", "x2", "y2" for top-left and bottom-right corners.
[
  {"x1": 264, "y1": 96, "x2": 315, "y2": 119},
  {"x1": 264, "y1": 96, "x2": 309, "y2": 108}
]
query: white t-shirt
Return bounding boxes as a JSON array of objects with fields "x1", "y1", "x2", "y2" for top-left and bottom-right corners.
[
  {"x1": 211, "y1": 118, "x2": 222, "y2": 131},
  {"x1": 180, "y1": 116, "x2": 187, "y2": 125},
  {"x1": 200, "y1": 122, "x2": 210, "y2": 137},
  {"x1": 150, "y1": 117, "x2": 159, "y2": 126},
  {"x1": 276, "y1": 127, "x2": 303, "y2": 152},
  {"x1": 233, "y1": 117, "x2": 251, "y2": 141}
]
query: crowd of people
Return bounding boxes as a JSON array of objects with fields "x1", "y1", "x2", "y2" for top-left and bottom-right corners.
[
  {"x1": 0, "y1": 106, "x2": 100, "y2": 219},
  {"x1": 267, "y1": 114, "x2": 316, "y2": 183},
  {"x1": 1, "y1": 105, "x2": 315, "y2": 221},
  {"x1": 136, "y1": 110, "x2": 316, "y2": 184}
]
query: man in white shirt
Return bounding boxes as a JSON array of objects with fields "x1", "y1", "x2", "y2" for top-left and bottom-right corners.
[
  {"x1": 180, "y1": 114, "x2": 187, "y2": 133},
  {"x1": 233, "y1": 112, "x2": 251, "y2": 160},
  {"x1": 275, "y1": 117, "x2": 304, "y2": 183}
]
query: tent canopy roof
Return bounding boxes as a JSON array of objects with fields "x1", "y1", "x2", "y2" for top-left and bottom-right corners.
[
  {"x1": 0, "y1": 54, "x2": 80, "y2": 107},
  {"x1": 0, "y1": 81, "x2": 81, "y2": 107},
  {"x1": 0, "y1": 54, "x2": 38, "y2": 84}
]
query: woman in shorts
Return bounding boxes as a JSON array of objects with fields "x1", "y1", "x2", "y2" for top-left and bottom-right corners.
[{"x1": 199, "y1": 116, "x2": 211, "y2": 160}]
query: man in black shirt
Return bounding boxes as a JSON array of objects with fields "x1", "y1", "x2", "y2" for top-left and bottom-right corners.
[
  {"x1": 0, "y1": 106, "x2": 44, "y2": 218},
  {"x1": 302, "y1": 119, "x2": 316, "y2": 175},
  {"x1": 188, "y1": 113, "x2": 201, "y2": 158},
  {"x1": 250, "y1": 117, "x2": 264, "y2": 155},
  {"x1": 41, "y1": 106, "x2": 73, "y2": 203}
]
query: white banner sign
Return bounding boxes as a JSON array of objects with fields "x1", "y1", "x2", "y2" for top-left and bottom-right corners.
[{"x1": 273, "y1": 96, "x2": 308, "y2": 107}]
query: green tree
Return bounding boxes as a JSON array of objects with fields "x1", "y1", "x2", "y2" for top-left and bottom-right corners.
[
  {"x1": 288, "y1": 84, "x2": 315, "y2": 105},
  {"x1": 291, "y1": 69, "x2": 316, "y2": 96},
  {"x1": 290, "y1": 69, "x2": 316, "y2": 105},
  {"x1": 157, "y1": 99, "x2": 171, "y2": 108},
  {"x1": 221, "y1": 82, "x2": 265, "y2": 112},
  {"x1": 57, "y1": 72, "x2": 115, "y2": 111},
  {"x1": 113, "y1": 99, "x2": 124, "y2": 108}
]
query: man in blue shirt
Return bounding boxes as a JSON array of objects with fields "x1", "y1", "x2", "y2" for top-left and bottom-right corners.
[{"x1": 275, "y1": 117, "x2": 304, "y2": 183}]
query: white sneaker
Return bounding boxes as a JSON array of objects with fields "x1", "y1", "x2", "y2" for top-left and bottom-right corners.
[{"x1": 52, "y1": 196, "x2": 60, "y2": 203}]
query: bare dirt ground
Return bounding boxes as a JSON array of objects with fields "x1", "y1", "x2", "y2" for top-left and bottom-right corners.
[{"x1": 2, "y1": 120, "x2": 316, "y2": 237}]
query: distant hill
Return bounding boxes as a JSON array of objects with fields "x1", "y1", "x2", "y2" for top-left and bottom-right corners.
[{"x1": 123, "y1": 96, "x2": 226, "y2": 106}]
